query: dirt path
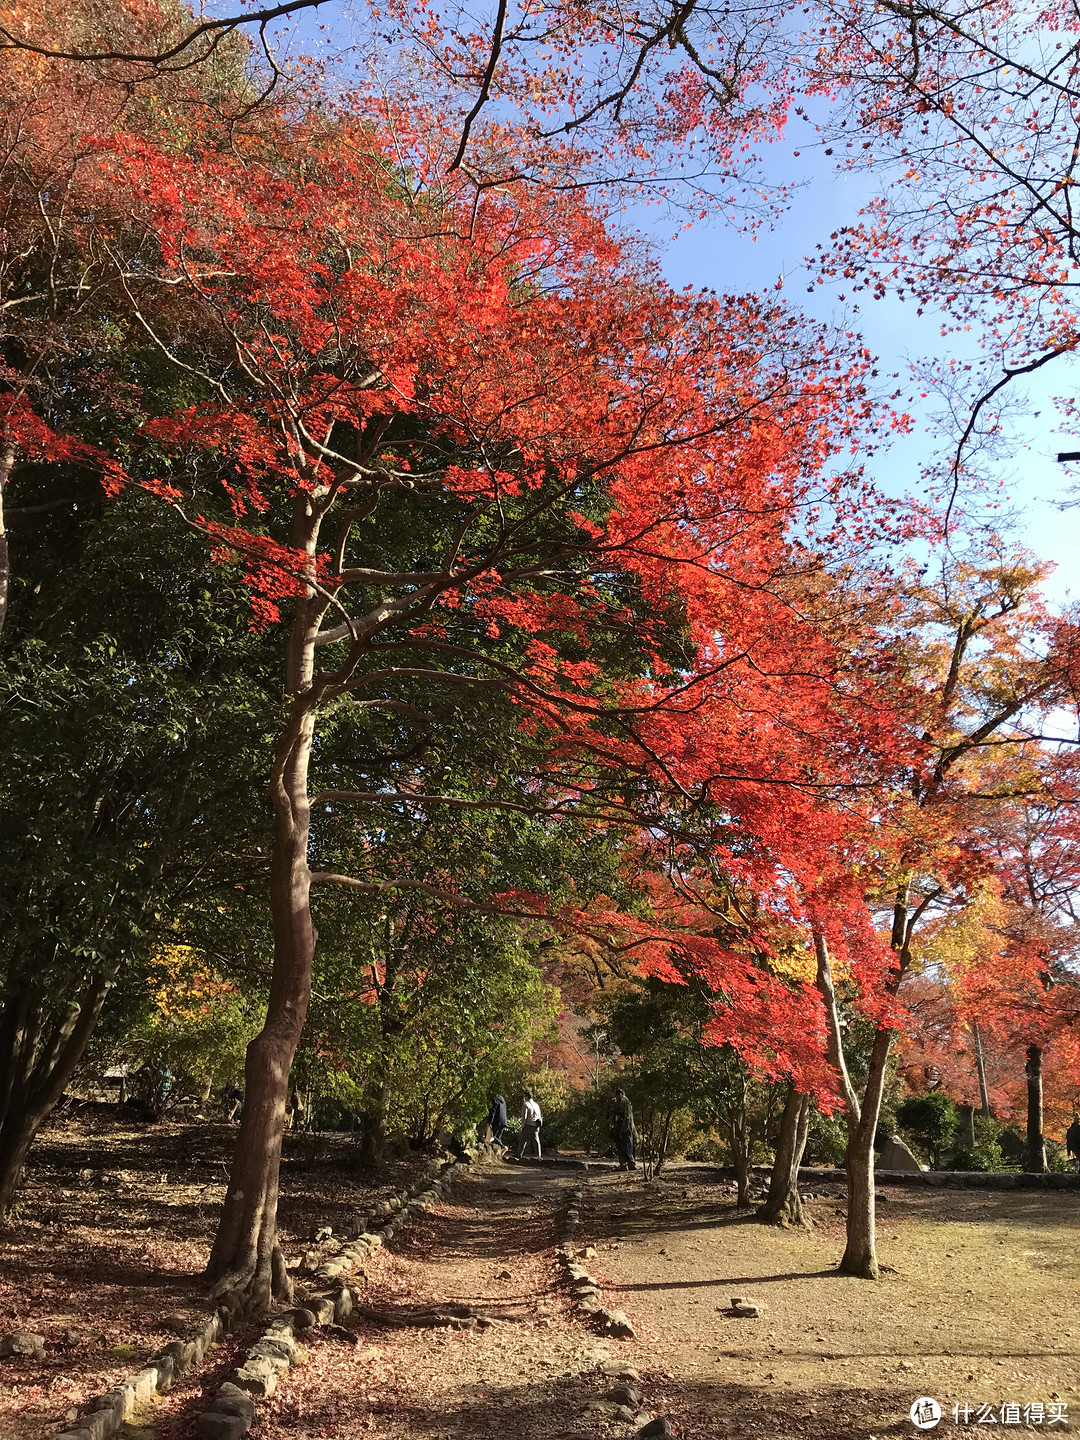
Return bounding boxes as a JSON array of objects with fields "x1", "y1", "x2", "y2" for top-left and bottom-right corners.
[{"x1": 163, "y1": 1164, "x2": 654, "y2": 1440}]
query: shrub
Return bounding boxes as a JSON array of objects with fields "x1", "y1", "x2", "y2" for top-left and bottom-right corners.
[
  {"x1": 946, "y1": 1115, "x2": 1005, "y2": 1172},
  {"x1": 685, "y1": 1136, "x2": 727, "y2": 1163},
  {"x1": 897, "y1": 1092, "x2": 959, "y2": 1170},
  {"x1": 804, "y1": 1110, "x2": 848, "y2": 1167},
  {"x1": 998, "y1": 1126, "x2": 1026, "y2": 1169}
]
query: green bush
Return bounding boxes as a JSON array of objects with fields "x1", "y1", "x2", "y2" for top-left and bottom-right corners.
[
  {"x1": 998, "y1": 1126, "x2": 1026, "y2": 1169},
  {"x1": 1045, "y1": 1138, "x2": 1070, "y2": 1174},
  {"x1": 947, "y1": 1115, "x2": 1004, "y2": 1171},
  {"x1": 804, "y1": 1110, "x2": 848, "y2": 1167},
  {"x1": 685, "y1": 1136, "x2": 727, "y2": 1163},
  {"x1": 994, "y1": 1125, "x2": 1069, "y2": 1172},
  {"x1": 897, "y1": 1092, "x2": 959, "y2": 1169}
]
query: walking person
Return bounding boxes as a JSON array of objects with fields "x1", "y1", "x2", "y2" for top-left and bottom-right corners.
[
  {"x1": 610, "y1": 1087, "x2": 636, "y2": 1171},
  {"x1": 519, "y1": 1090, "x2": 543, "y2": 1159},
  {"x1": 487, "y1": 1093, "x2": 509, "y2": 1151},
  {"x1": 1067, "y1": 1114, "x2": 1080, "y2": 1171}
]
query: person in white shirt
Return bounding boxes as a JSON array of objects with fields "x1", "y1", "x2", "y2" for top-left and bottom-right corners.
[{"x1": 519, "y1": 1090, "x2": 542, "y2": 1159}]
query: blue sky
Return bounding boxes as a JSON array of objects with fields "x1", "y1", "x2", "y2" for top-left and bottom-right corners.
[
  {"x1": 265, "y1": 1, "x2": 1080, "y2": 604},
  {"x1": 650, "y1": 155, "x2": 1080, "y2": 606}
]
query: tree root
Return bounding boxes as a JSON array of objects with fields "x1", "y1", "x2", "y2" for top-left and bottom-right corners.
[
  {"x1": 205, "y1": 1244, "x2": 291, "y2": 1311},
  {"x1": 353, "y1": 1302, "x2": 523, "y2": 1331}
]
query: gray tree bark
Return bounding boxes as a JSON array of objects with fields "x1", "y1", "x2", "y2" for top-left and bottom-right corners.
[
  {"x1": 972, "y1": 1018, "x2": 993, "y2": 1118},
  {"x1": 1025, "y1": 1043, "x2": 1046, "y2": 1174},
  {"x1": 757, "y1": 1085, "x2": 811, "y2": 1227}
]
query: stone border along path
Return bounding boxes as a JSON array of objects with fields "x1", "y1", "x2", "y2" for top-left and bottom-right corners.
[
  {"x1": 193, "y1": 1158, "x2": 465, "y2": 1440},
  {"x1": 556, "y1": 1185, "x2": 636, "y2": 1341},
  {"x1": 791, "y1": 1164, "x2": 1080, "y2": 1190},
  {"x1": 553, "y1": 1180, "x2": 674, "y2": 1440},
  {"x1": 45, "y1": 1156, "x2": 463, "y2": 1440}
]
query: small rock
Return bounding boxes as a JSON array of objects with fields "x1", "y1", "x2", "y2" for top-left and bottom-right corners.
[
  {"x1": 308, "y1": 1297, "x2": 336, "y2": 1324},
  {"x1": 232, "y1": 1361, "x2": 278, "y2": 1398},
  {"x1": 582, "y1": 1246, "x2": 598, "y2": 1259},
  {"x1": 606, "y1": 1383, "x2": 643, "y2": 1408},
  {"x1": 602, "y1": 1309, "x2": 636, "y2": 1338},
  {"x1": 599, "y1": 1360, "x2": 641, "y2": 1381},
  {"x1": 161, "y1": 1315, "x2": 190, "y2": 1336},
  {"x1": 210, "y1": 1383, "x2": 257, "y2": 1423},
  {"x1": 60, "y1": 1328, "x2": 84, "y2": 1348},
  {"x1": 194, "y1": 1413, "x2": 250, "y2": 1440},
  {"x1": 248, "y1": 1337, "x2": 294, "y2": 1368},
  {"x1": 495, "y1": 1269, "x2": 512, "y2": 1279},
  {"x1": 728, "y1": 1304, "x2": 759, "y2": 1318},
  {"x1": 0, "y1": 1331, "x2": 45, "y2": 1360},
  {"x1": 636, "y1": 1420, "x2": 674, "y2": 1440}
]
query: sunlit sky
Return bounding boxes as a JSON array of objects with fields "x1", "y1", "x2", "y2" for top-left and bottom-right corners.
[{"x1": 263, "y1": 2, "x2": 1080, "y2": 604}]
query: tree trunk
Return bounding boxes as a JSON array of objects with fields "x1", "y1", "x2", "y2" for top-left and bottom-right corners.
[
  {"x1": 814, "y1": 930, "x2": 893, "y2": 1279},
  {"x1": 838, "y1": 1025, "x2": 893, "y2": 1279},
  {"x1": 205, "y1": 496, "x2": 328, "y2": 1310},
  {"x1": 728, "y1": 1108, "x2": 752, "y2": 1207},
  {"x1": 654, "y1": 1106, "x2": 675, "y2": 1175},
  {"x1": 1025, "y1": 1043, "x2": 1046, "y2": 1174},
  {"x1": 0, "y1": 975, "x2": 109, "y2": 1215},
  {"x1": 0, "y1": 436, "x2": 15, "y2": 638},
  {"x1": 358, "y1": 1082, "x2": 389, "y2": 1168},
  {"x1": 205, "y1": 703, "x2": 316, "y2": 1308},
  {"x1": 757, "y1": 1086, "x2": 811, "y2": 1228},
  {"x1": 972, "y1": 1019, "x2": 993, "y2": 1118},
  {"x1": 959, "y1": 1102, "x2": 976, "y2": 1147},
  {"x1": 358, "y1": 919, "x2": 399, "y2": 1169}
]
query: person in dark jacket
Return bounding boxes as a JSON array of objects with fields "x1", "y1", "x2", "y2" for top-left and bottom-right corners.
[
  {"x1": 487, "y1": 1094, "x2": 509, "y2": 1150},
  {"x1": 611, "y1": 1088, "x2": 636, "y2": 1171},
  {"x1": 1067, "y1": 1115, "x2": 1080, "y2": 1169}
]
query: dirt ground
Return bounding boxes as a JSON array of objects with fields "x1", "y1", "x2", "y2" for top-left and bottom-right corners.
[
  {"x1": 177, "y1": 1163, "x2": 1080, "y2": 1440},
  {"x1": 2, "y1": 1122, "x2": 1078, "y2": 1440},
  {"x1": 581, "y1": 1168, "x2": 1080, "y2": 1437}
]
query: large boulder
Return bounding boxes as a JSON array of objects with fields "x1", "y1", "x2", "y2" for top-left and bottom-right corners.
[{"x1": 876, "y1": 1135, "x2": 927, "y2": 1172}]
